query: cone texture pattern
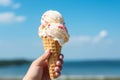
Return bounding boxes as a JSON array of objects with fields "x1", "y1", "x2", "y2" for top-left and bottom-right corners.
[{"x1": 42, "y1": 36, "x2": 61, "y2": 79}]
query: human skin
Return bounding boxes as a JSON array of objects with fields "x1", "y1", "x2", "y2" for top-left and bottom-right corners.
[{"x1": 23, "y1": 49, "x2": 64, "y2": 80}]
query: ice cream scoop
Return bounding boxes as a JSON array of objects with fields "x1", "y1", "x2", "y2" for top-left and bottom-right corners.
[
  {"x1": 38, "y1": 23, "x2": 69, "y2": 46},
  {"x1": 41, "y1": 10, "x2": 64, "y2": 26}
]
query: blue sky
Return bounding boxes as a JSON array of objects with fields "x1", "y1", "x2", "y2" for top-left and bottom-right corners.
[{"x1": 0, "y1": 0, "x2": 120, "y2": 60}]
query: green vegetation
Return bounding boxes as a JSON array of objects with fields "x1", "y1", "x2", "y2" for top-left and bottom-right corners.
[{"x1": 0, "y1": 59, "x2": 31, "y2": 66}]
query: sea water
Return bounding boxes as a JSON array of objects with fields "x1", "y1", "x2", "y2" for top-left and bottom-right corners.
[{"x1": 0, "y1": 61, "x2": 120, "y2": 77}]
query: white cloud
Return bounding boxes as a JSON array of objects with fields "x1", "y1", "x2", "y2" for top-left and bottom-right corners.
[
  {"x1": 0, "y1": 0, "x2": 20, "y2": 9},
  {"x1": 0, "y1": 0, "x2": 12, "y2": 7},
  {"x1": 93, "y1": 30, "x2": 108, "y2": 43},
  {"x1": 79, "y1": 36, "x2": 91, "y2": 43},
  {"x1": 12, "y1": 3, "x2": 21, "y2": 9},
  {"x1": 69, "y1": 30, "x2": 110, "y2": 45},
  {"x1": 0, "y1": 0, "x2": 25, "y2": 24},
  {"x1": 99, "y1": 30, "x2": 107, "y2": 38},
  {"x1": 0, "y1": 12, "x2": 26, "y2": 23}
]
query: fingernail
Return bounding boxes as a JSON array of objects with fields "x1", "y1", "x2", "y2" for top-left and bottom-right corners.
[
  {"x1": 54, "y1": 67, "x2": 58, "y2": 71},
  {"x1": 56, "y1": 61, "x2": 61, "y2": 66},
  {"x1": 59, "y1": 54, "x2": 64, "y2": 59},
  {"x1": 55, "y1": 72, "x2": 61, "y2": 78}
]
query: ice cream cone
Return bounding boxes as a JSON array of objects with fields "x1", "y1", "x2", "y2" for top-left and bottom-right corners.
[{"x1": 41, "y1": 36, "x2": 61, "y2": 79}]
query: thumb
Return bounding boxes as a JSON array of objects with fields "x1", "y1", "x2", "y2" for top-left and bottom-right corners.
[
  {"x1": 33, "y1": 49, "x2": 51, "y2": 66},
  {"x1": 40, "y1": 49, "x2": 51, "y2": 61}
]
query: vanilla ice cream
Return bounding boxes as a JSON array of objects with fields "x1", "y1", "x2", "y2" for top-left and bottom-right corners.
[
  {"x1": 41, "y1": 10, "x2": 64, "y2": 26},
  {"x1": 38, "y1": 23, "x2": 69, "y2": 46}
]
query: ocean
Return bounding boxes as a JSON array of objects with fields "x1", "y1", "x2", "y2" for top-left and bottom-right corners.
[{"x1": 0, "y1": 60, "x2": 120, "y2": 77}]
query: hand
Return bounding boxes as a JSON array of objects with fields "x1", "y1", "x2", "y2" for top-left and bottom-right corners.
[{"x1": 23, "y1": 49, "x2": 64, "y2": 80}]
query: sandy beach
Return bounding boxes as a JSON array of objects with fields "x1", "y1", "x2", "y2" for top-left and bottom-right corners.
[
  {"x1": 58, "y1": 75, "x2": 120, "y2": 80},
  {"x1": 0, "y1": 75, "x2": 120, "y2": 80}
]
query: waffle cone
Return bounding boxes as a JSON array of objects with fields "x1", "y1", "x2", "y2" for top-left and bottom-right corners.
[{"x1": 41, "y1": 36, "x2": 61, "y2": 79}]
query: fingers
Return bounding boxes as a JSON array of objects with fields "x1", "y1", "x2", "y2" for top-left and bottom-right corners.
[
  {"x1": 56, "y1": 54, "x2": 64, "y2": 66},
  {"x1": 33, "y1": 49, "x2": 51, "y2": 66},
  {"x1": 56, "y1": 60, "x2": 63, "y2": 66},
  {"x1": 54, "y1": 72, "x2": 61, "y2": 78},
  {"x1": 54, "y1": 54, "x2": 64, "y2": 78},
  {"x1": 54, "y1": 66, "x2": 62, "y2": 71}
]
